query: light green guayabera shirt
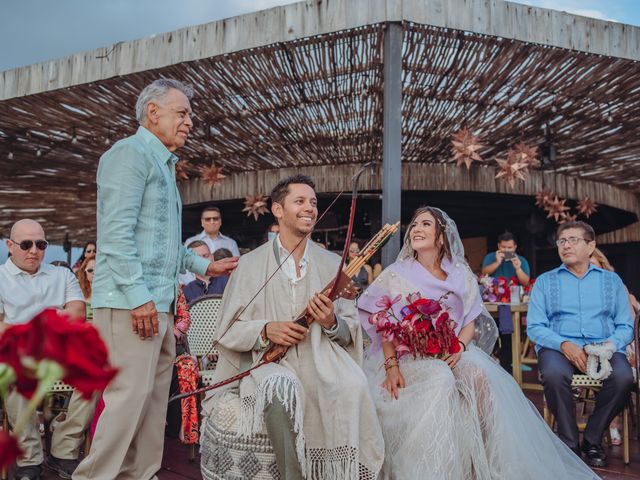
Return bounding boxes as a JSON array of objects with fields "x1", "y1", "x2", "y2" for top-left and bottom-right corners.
[{"x1": 92, "y1": 126, "x2": 209, "y2": 313}]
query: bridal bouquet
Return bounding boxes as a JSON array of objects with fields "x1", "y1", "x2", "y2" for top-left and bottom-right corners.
[{"x1": 368, "y1": 292, "x2": 461, "y2": 359}]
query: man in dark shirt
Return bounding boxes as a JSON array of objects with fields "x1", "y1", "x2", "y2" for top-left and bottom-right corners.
[{"x1": 183, "y1": 244, "x2": 232, "y2": 303}]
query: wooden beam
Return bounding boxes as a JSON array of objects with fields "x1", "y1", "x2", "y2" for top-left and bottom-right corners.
[
  {"x1": 178, "y1": 163, "x2": 640, "y2": 216},
  {"x1": 2, "y1": 0, "x2": 639, "y2": 100}
]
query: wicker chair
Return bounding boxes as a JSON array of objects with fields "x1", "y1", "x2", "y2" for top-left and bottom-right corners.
[{"x1": 187, "y1": 294, "x2": 223, "y2": 387}]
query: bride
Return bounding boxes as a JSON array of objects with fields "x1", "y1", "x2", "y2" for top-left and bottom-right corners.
[{"x1": 357, "y1": 206, "x2": 599, "y2": 480}]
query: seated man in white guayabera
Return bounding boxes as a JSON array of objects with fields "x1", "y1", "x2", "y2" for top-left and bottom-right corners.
[{"x1": 200, "y1": 175, "x2": 384, "y2": 480}]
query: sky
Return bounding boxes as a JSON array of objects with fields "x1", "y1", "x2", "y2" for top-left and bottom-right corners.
[{"x1": 0, "y1": 0, "x2": 638, "y2": 72}]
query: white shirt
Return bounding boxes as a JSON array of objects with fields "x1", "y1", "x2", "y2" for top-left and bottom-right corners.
[
  {"x1": 276, "y1": 236, "x2": 310, "y2": 284},
  {"x1": 183, "y1": 231, "x2": 240, "y2": 257},
  {"x1": 0, "y1": 259, "x2": 84, "y2": 325}
]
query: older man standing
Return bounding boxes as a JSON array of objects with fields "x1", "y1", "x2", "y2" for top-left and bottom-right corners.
[
  {"x1": 528, "y1": 221, "x2": 634, "y2": 468},
  {"x1": 0, "y1": 219, "x2": 90, "y2": 480},
  {"x1": 73, "y1": 79, "x2": 237, "y2": 480}
]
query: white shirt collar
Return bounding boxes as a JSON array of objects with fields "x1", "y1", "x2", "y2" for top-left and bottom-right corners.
[
  {"x1": 276, "y1": 235, "x2": 310, "y2": 281},
  {"x1": 198, "y1": 230, "x2": 229, "y2": 241}
]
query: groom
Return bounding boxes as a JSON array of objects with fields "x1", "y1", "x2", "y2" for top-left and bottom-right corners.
[{"x1": 202, "y1": 175, "x2": 384, "y2": 479}]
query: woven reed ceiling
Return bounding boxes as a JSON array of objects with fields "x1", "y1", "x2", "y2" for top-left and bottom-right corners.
[{"x1": 1, "y1": 22, "x2": 639, "y2": 242}]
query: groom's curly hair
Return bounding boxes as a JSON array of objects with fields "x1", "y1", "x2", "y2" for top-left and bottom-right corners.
[{"x1": 406, "y1": 206, "x2": 452, "y2": 266}]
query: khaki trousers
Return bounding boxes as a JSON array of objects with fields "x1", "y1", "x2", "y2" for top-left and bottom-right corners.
[
  {"x1": 72, "y1": 308, "x2": 175, "y2": 480},
  {"x1": 6, "y1": 388, "x2": 97, "y2": 467}
]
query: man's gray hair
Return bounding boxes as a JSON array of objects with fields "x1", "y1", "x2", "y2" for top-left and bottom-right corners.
[{"x1": 135, "y1": 79, "x2": 194, "y2": 124}]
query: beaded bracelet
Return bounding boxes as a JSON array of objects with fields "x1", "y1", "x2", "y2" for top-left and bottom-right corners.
[
  {"x1": 384, "y1": 355, "x2": 399, "y2": 370},
  {"x1": 384, "y1": 355, "x2": 398, "y2": 366}
]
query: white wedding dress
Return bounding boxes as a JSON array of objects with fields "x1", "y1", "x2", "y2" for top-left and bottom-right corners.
[{"x1": 364, "y1": 345, "x2": 600, "y2": 480}]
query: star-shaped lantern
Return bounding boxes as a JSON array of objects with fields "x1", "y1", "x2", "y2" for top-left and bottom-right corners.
[
  {"x1": 494, "y1": 153, "x2": 528, "y2": 188},
  {"x1": 200, "y1": 164, "x2": 227, "y2": 187},
  {"x1": 558, "y1": 213, "x2": 577, "y2": 224},
  {"x1": 175, "y1": 160, "x2": 191, "y2": 183},
  {"x1": 535, "y1": 188, "x2": 555, "y2": 208},
  {"x1": 243, "y1": 194, "x2": 270, "y2": 221},
  {"x1": 577, "y1": 196, "x2": 598, "y2": 218},
  {"x1": 512, "y1": 141, "x2": 540, "y2": 168},
  {"x1": 545, "y1": 196, "x2": 571, "y2": 222},
  {"x1": 451, "y1": 128, "x2": 485, "y2": 169}
]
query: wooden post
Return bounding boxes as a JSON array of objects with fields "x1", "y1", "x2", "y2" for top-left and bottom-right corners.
[{"x1": 381, "y1": 22, "x2": 403, "y2": 267}]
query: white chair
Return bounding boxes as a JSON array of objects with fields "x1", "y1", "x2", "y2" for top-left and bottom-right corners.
[{"x1": 187, "y1": 294, "x2": 223, "y2": 386}]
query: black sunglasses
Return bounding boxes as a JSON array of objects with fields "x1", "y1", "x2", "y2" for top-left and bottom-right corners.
[{"x1": 10, "y1": 238, "x2": 48, "y2": 251}]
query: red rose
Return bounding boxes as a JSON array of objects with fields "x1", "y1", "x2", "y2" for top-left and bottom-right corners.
[
  {"x1": 0, "y1": 430, "x2": 22, "y2": 470},
  {"x1": 435, "y1": 312, "x2": 450, "y2": 330},
  {"x1": 413, "y1": 298, "x2": 442, "y2": 316},
  {"x1": 414, "y1": 319, "x2": 433, "y2": 333},
  {"x1": 448, "y1": 336, "x2": 461, "y2": 354},
  {"x1": 424, "y1": 335, "x2": 441, "y2": 356},
  {"x1": 0, "y1": 309, "x2": 117, "y2": 399}
]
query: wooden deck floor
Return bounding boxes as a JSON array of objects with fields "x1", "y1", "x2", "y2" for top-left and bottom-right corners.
[{"x1": 32, "y1": 370, "x2": 640, "y2": 479}]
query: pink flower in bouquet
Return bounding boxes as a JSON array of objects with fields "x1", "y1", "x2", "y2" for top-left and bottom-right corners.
[
  {"x1": 368, "y1": 310, "x2": 389, "y2": 329},
  {"x1": 375, "y1": 294, "x2": 402, "y2": 310},
  {"x1": 406, "y1": 292, "x2": 421, "y2": 304},
  {"x1": 395, "y1": 344, "x2": 411, "y2": 357},
  {"x1": 0, "y1": 430, "x2": 22, "y2": 470}
]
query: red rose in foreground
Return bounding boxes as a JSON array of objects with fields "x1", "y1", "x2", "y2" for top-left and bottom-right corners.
[
  {"x1": 0, "y1": 430, "x2": 23, "y2": 470},
  {"x1": 0, "y1": 309, "x2": 117, "y2": 399}
]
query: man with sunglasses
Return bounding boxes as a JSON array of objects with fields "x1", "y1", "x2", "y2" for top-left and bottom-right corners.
[
  {"x1": 0, "y1": 219, "x2": 94, "y2": 480},
  {"x1": 180, "y1": 206, "x2": 239, "y2": 285},
  {"x1": 184, "y1": 207, "x2": 240, "y2": 256},
  {"x1": 527, "y1": 221, "x2": 634, "y2": 467}
]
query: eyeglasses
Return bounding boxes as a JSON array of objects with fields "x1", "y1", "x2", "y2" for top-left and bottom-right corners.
[
  {"x1": 202, "y1": 216, "x2": 221, "y2": 222},
  {"x1": 85, "y1": 268, "x2": 95, "y2": 274},
  {"x1": 85, "y1": 249, "x2": 96, "y2": 254},
  {"x1": 556, "y1": 236, "x2": 589, "y2": 247},
  {"x1": 10, "y1": 238, "x2": 48, "y2": 251}
]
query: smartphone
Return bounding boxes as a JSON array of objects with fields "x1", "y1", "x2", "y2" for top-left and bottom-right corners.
[{"x1": 502, "y1": 251, "x2": 516, "y2": 261}]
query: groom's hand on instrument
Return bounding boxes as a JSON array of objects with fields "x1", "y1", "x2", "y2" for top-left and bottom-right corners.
[
  {"x1": 383, "y1": 366, "x2": 405, "y2": 400},
  {"x1": 206, "y1": 257, "x2": 239, "y2": 277},
  {"x1": 307, "y1": 293, "x2": 336, "y2": 329},
  {"x1": 264, "y1": 322, "x2": 308, "y2": 347}
]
